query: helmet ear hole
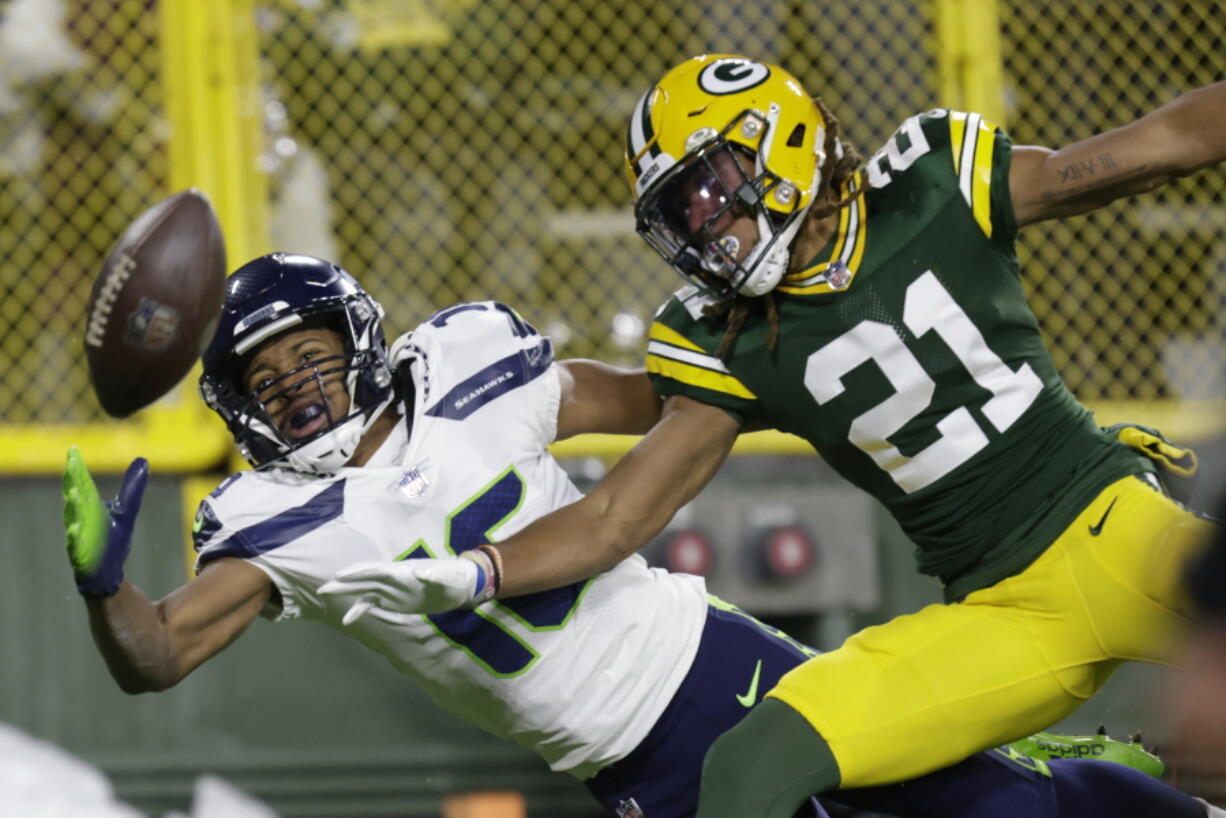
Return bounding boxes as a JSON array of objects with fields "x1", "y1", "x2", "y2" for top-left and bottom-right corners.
[{"x1": 787, "y1": 123, "x2": 806, "y2": 148}]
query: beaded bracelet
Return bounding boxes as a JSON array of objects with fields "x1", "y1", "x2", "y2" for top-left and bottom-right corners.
[{"x1": 474, "y1": 544, "x2": 504, "y2": 594}]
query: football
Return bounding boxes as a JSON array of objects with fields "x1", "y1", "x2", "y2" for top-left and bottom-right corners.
[{"x1": 84, "y1": 188, "x2": 227, "y2": 418}]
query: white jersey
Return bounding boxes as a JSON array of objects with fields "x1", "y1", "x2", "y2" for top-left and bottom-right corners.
[{"x1": 194, "y1": 302, "x2": 708, "y2": 778}]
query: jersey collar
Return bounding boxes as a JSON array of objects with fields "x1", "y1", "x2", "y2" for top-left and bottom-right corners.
[{"x1": 777, "y1": 171, "x2": 868, "y2": 295}]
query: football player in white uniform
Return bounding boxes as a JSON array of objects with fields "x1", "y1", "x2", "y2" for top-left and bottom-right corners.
[{"x1": 63, "y1": 254, "x2": 1204, "y2": 818}]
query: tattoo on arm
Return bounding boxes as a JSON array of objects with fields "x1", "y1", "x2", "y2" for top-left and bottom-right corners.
[
  {"x1": 1041, "y1": 152, "x2": 1153, "y2": 203},
  {"x1": 1056, "y1": 153, "x2": 1120, "y2": 183}
]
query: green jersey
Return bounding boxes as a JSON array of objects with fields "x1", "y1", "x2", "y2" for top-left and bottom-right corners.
[{"x1": 646, "y1": 109, "x2": 1152, "y2": 601}]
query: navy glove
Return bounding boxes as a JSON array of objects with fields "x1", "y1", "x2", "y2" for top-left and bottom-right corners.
[{"x1": 61, "y1": 447, "x2": 148, "y2": 598}]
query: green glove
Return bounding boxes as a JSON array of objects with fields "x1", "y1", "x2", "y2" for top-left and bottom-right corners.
[{"x1": 62, "y1": 447, "x2": 148, "y2": 597}]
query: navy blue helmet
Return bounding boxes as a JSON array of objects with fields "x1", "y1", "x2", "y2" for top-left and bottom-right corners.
[{"x1": 200, "y1": 253, "x2": 394, "y2": 474}]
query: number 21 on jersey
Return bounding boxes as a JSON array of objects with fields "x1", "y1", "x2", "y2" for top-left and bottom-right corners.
[{"x1": 804, "y1": 271, "x2": 1042, "y2": 493}]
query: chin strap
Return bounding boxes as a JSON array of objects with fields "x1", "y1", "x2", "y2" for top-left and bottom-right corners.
[{"x1": 736, "y1": 204, "x2": 810, "y2": 296}]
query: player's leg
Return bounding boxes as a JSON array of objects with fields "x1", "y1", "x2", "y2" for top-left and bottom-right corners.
[
  {"x1": 698, "y1": 697, "x2": 839, "y2": 818},
  {"x1": 1046, "y1": 758, "x2": 1209, "y2": 818},
  {"x1": 828, "y1": 743, "x2": 1206, "y2": 818},
  {"x1": 698, "y1": 711, "x2": 1211, "y2": 818},
  {"x1": 1065, "y1": 474, "x2": 1217, "y2": 663},
  {"x1": 584, "y1": 597, "x2": 816, "y2": 817},
  {"x1": 782, "y1": 601, "x2": 1094, "y2": 781},
  {"x1": 736, "y1": 480, "x2": 1214, "y2": 793},
  {"x1": 698, "y1": 565, "x2": 1105, "y2": 816},
  {"x1": 698, "y1": 479, "x2": 1216, "y2": 817}
]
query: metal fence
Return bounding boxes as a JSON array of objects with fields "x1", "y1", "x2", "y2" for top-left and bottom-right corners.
[
  {"x1": 1001, "y1": 0, "x2": 1224, "y2": 401},
  {"x1": 0, "y1": 0, "x2": 1222, "y2": 472}
]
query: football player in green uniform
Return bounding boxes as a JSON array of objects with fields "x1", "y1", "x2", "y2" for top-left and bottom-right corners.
[{"x1": 321, "y1": 55, "x2": 1226, "y2": 817}]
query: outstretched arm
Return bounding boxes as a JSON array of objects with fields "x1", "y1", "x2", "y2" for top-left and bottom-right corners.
[
  {"x1": 63, "y1": 448, "x2": 271, "y2": 693},
  {"x1": 1010, "y1": 80, "x2": 1226, "y2": 227},
  {"x1": 496, "y1": 394, "x2": 739, "y2": 595},
  {"x1": 554, "y1": 359, "x2": 662, "y2": 438},
  {"x1": 85, "y1": 560, "x2": 271, "y2": 693},
  {"x1": 319, "y1": 380, "x2": 740, "y2": 616}
]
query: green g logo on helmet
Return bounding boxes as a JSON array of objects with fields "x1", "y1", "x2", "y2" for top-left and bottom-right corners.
[{"x1": 698, "y1": 58, "x2": 771, "y2": 96}]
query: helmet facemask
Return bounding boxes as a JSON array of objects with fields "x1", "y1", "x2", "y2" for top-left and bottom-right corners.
[
  {"x1": 234, "y1": 344, "x2": 376, "y2": 475},
  {"x1": 635, "y1": 108, "x2": 815, "y2": 299}
]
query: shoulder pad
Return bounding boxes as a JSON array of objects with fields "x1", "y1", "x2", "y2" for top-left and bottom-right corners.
[
  {"x1": 660, "y1": 284, "x2": 723, "y2": 323},
  {"x1": 649, "y1": 294, "x2": 727, "y2": 360},
  {"x1": 864, "y1": 110, "x2": 1011, "y2": 241},
  {"x1": 410, "y1": 302, "x2": 555, "y2": 421},
  {"x1": 419, "y1": 301, "x2": 540, "y2": 342},
  {"x1": 864, "y1": 109, "x2": 1006, "y2": 188}
]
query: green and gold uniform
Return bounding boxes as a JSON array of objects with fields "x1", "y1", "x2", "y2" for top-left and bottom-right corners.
[
  {"x1": 646, "y1": 110, "x2": 1216, "y2": 786},
  {"x1": 649, "y1": 109, "x2": 1147, "y2": 601}
]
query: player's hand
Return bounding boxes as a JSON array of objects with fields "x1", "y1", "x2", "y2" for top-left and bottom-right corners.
[
  {"x1": 61, "y1": 447, "x2": 148, "y2": 598},
  {"x1": 317, "y1": 549, "x2": 499, "y2": 624}
]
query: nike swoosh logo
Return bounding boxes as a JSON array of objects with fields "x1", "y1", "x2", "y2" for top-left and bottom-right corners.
[
  {"x1": 1088, "y1": 497, "x2": 1118, "y2": 536},
  {"x1": 192, "y1": 513, "x2": 205, "y2": 533},
  {"x1": 736, "y1": 659, "x2": 764, "y2": 708}
]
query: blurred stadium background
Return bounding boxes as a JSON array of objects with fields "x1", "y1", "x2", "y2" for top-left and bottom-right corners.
[{"x1": 0, "y1": 0, "x2": 1222, "y2": 815}]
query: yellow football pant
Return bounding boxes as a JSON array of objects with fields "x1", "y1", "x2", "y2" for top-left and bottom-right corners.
[{"x1": 767, "y1": 474, "x2": 1216, "y2": 788}]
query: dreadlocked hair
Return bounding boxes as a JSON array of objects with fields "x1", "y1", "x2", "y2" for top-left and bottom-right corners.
[
  {"x1": 809, "y1": 97, "x2": 864, "y2": 222},
  {"x1": 705, "y1": 291, "x2": 779, "y2": 360},
  {"x1": 704, "y1": 97, "x2": 863, "y2": 361}
]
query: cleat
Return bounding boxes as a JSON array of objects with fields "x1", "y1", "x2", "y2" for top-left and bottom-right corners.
[
  {"x1": 1097, "y1": 724, "x2": 1107, "y2": 735},
  {"x1": 1008, "y1": 729, "x2": 1166, "y2": 779}
]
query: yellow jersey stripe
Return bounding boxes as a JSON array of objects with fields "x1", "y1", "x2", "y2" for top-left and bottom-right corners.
[
  {"x1": 956, "y1": 112, "x2": 996, "y2": 239},
  {"x1": 828, "y1": 199, "x2": 853, "y2": 266},
  {"x1": 949, "y1": 112, "x2": 968, "y2": 176},
  {"x1": 647, "y1": 339, "x2": 731, "y2": 375},
  {"x1": 646, "y1": 353, "x2": 757, "y2": 400},
  {"x1": 970, "y1": 120, "x2": 997, "y2": 238},
  {"x1": 648, "y1": 321, "x2": 706, "y2": 353}
]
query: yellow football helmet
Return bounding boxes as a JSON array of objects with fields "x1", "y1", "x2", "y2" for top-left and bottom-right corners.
[{"x1": 625, "y1": 54, "x2": 831, "y2": 297}]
